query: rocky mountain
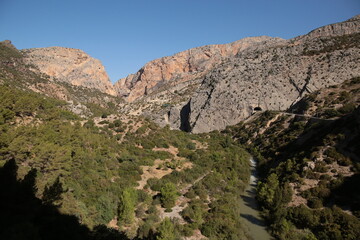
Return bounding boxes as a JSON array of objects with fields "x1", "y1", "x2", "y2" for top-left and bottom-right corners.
[
  {"x1": 4, "y1": 15, "x2": 360, "y2": 134},
  {"x1": 22, "y1": 47, "x2": 116, "y2": 96},
  {"x1": 112, "y1": 15, "x2": 360, "y2": 134},
  {"x1": 184, "y1": 15, "x2": 360, "y2": 133},
  {"x1": 114, "y1": 36, "x2": 280, "y2": 102}
]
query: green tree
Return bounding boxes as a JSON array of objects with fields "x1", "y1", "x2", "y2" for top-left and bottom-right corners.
[
  {"x1": 157, "y1": 217, "x2": 176, "y2": 240},
  {"x1": 257, "y1": 173, "x2": 279, "y2": 208},
  {"x1": 0, "y1": 108, "x2": 15, "y2": 124},
  {"x1": 118, "y1": 188, "x2": 137, "y2": 225},
  {"x1": 160, "y1": 182, "x2": 178, "y2": 210},
  {"x1": 181, "y1": 200, "x2": 205, "y2": 227}
]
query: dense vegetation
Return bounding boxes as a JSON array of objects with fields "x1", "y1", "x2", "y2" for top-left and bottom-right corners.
[
  {"x1": 225, "y1": 78, "x2": 360, "y2": 239},
  {"x1": 0, "y1": 84, "x2": 251, "y2": 239}
]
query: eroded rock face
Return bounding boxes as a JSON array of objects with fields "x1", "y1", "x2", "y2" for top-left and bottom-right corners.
[
  {"x1": 187, "y1": 15, "x2": 360, "y2": 133},
  {"x1": 114, "y1": 36, "x2": 280, "y2": 102},
  {"x1": 22, "y1": 47, "x2": 116, "y2": 96},
  {"x1": 114, "y1": 15, "x2": 360, "y2": 133}
]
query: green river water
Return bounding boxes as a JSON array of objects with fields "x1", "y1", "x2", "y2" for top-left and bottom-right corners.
[{"x1": 239, "y1": 157, "x2": 272, "y2": 240}]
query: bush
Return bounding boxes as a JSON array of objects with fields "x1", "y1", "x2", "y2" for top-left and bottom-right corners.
[
  {"x1": 308, "y1": 197, "x2": 323, "y2": 209},
  {"x1": 338, "y1": 103, "x2": 356, "y2": 114},
  {"x1": 114, "y1": 120, "x2": 122, "y2": 127},
  {"x1": 160, "y1": 182, "x2": 178, "y2": 209},
  {"x1": 186, "y1": 142, "x2": 196, "y2": 150},
  {"x1": 323, "y1": 109, "x2": 340, "y2": 118},
  {"x1": 147, "y1": 178, "x2": 163, "y2": 192},
  {"x1": 314, "y1": 162, "x2": 328, "y2": 173}
]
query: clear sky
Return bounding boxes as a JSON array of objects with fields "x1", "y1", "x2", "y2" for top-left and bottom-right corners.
[{"x1": 0, "y1": 0, "x2": 359, "y2": 83}]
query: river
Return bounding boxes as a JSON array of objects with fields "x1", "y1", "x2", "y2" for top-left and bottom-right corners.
[{"x1": 239, "y1": 157, "x2": 272, "y2": 240}]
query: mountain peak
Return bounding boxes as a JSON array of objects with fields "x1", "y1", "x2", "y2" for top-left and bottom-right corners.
[{"x1": 21, "y1": 46, "x2": 116, "y2": 96}]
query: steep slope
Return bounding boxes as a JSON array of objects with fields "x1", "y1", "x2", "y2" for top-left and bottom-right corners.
[
  {"x1": 114, "y1": 36, "x2": 282, "y2": 102},
  {"x1": 22, "y1": 47, "x2": 116, "y2": 96},
  {"x1": 186, "y1": 15, "x2": 360, "y2": 133},
  {"x1": 0, "y1": 40, "x2": 120, "y2": 117},
  {"x1": 225, "y1": 77, "x2": 360, "y2": 239}
]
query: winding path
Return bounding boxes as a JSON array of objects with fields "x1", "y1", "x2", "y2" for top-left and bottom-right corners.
[
  {"x1": 160, "y1": 172, "x2": 211, "y2": 222},
  {"x1": 282, "y1": 112, "x2": 337, "y2": 121}
]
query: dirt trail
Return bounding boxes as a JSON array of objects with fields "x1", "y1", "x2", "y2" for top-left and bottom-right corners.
[
  {"x1": 136, "y1": 146, "x2": 193, "y2": 190},
  {"x1": 283, "y1": 112, "x2": 338, "y2": 121},
  {"x1": 258, "y1": 113, "x2": 281, "y2": 134},
  {"x1": 153, "y1": 145, "x2": 179, "y2": 155},
  {"x1": 159, "y1": 172, "x2": 210, "y2": 223},
  {"x1": 136, "y1": 159, "x2": 173, "y2": 190},
  {"x1": 180, "y1": 173, "x2": 209, "y2": 195}
]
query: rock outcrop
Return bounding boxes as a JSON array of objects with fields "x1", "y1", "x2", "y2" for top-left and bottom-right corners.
[
  {"x1": 22, "y1": 47, "x2": 116, "y2": 96},
  {"x1": 114, "y1": 36, "x2": 281, "y2": 102},
  {"x1": 186, "y1": 15, "x2": 360, "y2": 133}
]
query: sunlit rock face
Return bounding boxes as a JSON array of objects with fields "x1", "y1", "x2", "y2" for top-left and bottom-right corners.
[
  {"x1": 114, "y1": 36, "x2": 276, "y2": 102},
  {"x1": 188, "y1": 15, "x2": 360, "y2": 133},
  {"x1": 22, "y1": 47, "x2": 116, "y2": 96}
]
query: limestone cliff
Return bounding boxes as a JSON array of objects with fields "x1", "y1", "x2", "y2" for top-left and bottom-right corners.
[
  {"x1": 186, "y1": 15, "x2": 360, "y2": 133},
  {"x1": 22, "y1": 47, "x2": 116, "y2": 96},
  {"x1": 114, "y1": 36, "x2": 281, "y2": 102}
]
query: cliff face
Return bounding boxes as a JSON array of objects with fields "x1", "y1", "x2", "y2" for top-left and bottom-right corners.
[
  {"x1": 114, "y1": 36, "x2": 281, "y2": 102},
  {"x1": 185, "y1": 15, "x2": 360, "y2": 133},
  {"x1": 22, "y1": 47, "x2": 116, "y2": 96},
  {"x1": 11, "y1": 15, "x2": 360, "y2": 133}
]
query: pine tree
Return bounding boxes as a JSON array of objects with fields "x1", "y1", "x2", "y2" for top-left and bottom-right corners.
[
  {"x1": 160, "y1": 182, "x2": 178, "y2": 210},
  {"x1": 118, "y1": 188, "x2": 137, "y2": 225},
  {"x1": 157, "y1": 218, "x2": 175, "y2": 240}
]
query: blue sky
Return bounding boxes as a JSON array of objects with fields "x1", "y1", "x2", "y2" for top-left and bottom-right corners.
[{"x1": 0, "y1": 0, "x2": 359, "y2": 83}]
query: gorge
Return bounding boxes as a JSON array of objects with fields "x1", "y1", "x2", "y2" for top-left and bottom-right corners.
[{"x1": 0, "y1": 14, "x2": 359, "y2": 240}]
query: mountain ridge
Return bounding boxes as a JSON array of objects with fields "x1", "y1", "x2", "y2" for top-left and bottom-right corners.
[
  {"x1": 10, "y1": 14, "x2": 360, "y2": 134},
  {"x1": 184, "y1": 14, "x2": 360, "y2": 133},
  {"x1": 114, "y1": 36, "x2": 282, "y2": 102}
]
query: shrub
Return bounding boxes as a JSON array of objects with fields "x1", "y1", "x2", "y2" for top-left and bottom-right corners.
[
  {"x1": 323, "y1": 109, "x2": 340, "y2": 118},
  {"x1": 147, "y1": 178, "x2": 163, "y2": 192},
  {"x1": 338, "y1": 103, "x2": 356, "y2": 114},
  {"x1": 308, "y1": 197, "x2": 323, "y2": 209},
  {"x1": 160, "y1": 182, "x2": 178, "y2": 209},
  {"x1": 114, "y1": 119, "x2": 122, "y2": 127}
]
